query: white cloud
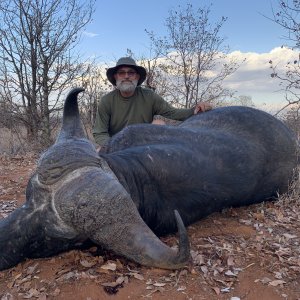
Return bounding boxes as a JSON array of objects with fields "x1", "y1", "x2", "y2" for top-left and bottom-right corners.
[
  {"x1": 162, "y1": 47, "x2": 299, "y2": 112},
  {"x1": 223, "y1": 47, "x2": 299, "y2": 111},
  {"x1": 82, "y1": 31, "x2": 99, "y2": 38}
]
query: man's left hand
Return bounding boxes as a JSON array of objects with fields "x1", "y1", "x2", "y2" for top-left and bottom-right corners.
[{"x1": 194, "y1": 102, "x2": 212, "y2": 114}]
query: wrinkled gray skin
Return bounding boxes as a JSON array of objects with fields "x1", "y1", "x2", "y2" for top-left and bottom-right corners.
[{"x1": 0, "y1": 88, "x2": 298, "y2": 271}]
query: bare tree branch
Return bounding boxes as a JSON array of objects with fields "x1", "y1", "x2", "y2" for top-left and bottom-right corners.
[
  {"x1": 0, "y1": 0, "x2": 95, "y2": 149},
  {"x1": 145, "y1": 3, "x2": 241, "y2": 108}
]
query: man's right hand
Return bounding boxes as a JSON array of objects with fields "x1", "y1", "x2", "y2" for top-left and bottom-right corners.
[{"x1": 194, "y1": 102, "x2": 212, "y2": 114}]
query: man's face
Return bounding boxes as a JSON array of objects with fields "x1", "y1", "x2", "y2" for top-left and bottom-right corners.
[{"x1": 114, "y1": 67, "x2": 140, "y2": 94}]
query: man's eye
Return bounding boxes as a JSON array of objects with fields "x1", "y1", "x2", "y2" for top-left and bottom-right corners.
[{"x1": 117, "y1": 71, "x2": 137, "y2": 77}]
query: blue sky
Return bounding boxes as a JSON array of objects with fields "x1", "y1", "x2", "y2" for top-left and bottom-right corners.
[
  {"x1": 79, "y1": 0, "x2": 285, "y2": 59},
  {"x1": 77, "y1": 0, "x2": 297, "y2": 112}
]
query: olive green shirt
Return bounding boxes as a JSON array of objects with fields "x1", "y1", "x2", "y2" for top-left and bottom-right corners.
[{"x1": 92, "y1": 87, "x2": 194, "y2": 146}]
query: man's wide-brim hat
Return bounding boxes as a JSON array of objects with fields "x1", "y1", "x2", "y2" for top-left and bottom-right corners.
[{"x1": 106, "y1": 57, "x2": 147, "y2": 86}]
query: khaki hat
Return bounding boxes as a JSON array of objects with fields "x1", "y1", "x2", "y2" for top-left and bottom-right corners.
[{"x1": 106, "y1": 57, "x2": 147, "y2": 86}]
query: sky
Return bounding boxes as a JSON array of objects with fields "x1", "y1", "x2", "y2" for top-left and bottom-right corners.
[{"x1": 77, "y1": 0, "x2": 299, "y2": 113}]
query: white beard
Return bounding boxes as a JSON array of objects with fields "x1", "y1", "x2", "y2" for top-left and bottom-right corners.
[{"x1": 116, "y1": 79, "x2": 138, "y2": 94}]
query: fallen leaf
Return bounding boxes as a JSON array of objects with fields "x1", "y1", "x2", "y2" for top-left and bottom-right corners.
[
  {"x1": 282, "y1": 233, "x2": 297, "y2": 239},
  {"x1": 13, "y1": 273, "x2": 22, "y2": 281},
  {"x1": 50, "y1": 288, "x2": 60, "y2": 297},
  {"x1": 1, "y1": 293, "x2": 14, "y2": 300},
  {"x1": 146, "y1": 279, "x2": 153, "y2": 285},
  {"x1": 116, "y1": 276, "x2": 126, "y2": 284},
  {"x1": 26, "y1": 263, "x2": 39, "y2": 275},
  {"x1": 214, "y1": 279, "x2": 227, "y2": 285},
  {"x1": 163, "y1": 277, "x2": 173, "y2": 282},
  {"x1": 259, "y1": 277, "x2": 272, "y2": 285},
  {"x1": 80, "y1": 259, "x2": 97, "y2": 268},
  {"x1": 22, "y1": 288, "x2": 40, "y2": 299},
  {"x1": 200, "y1": 265, "x2": 208, "y2": 274},
  {"x1": 239, "y1": 219, "x2": 252, "y2": 226},
  {"x1": 224, "y1": 270, "x2": 237, "y2": 277},
  {"x1": 6, "y1": 281, "x2": 14, "y2": 289},
  {"x1": 146, "y1": 286, "x2": 153, "y2": 290},
  {"x1": 37, "y1": 294, "x2": 47, "y2": 300},
  {"x1": 274, "y1": 271, "x2": 283, "y2": 279},
  {"x1": 131, "y1": 273, "x2": 144, "y2": 280},
  {"x1": 220, "y1": 287, "x2": 231, "y2": 293},
  {"x1": 143, "y1": 287, "x2": 165, "y2": 298},
  {"x1": 227, "y1": 256, "x2": 235, "y2": 266},
  {"x1": 179, "y1": 269, "x2": 188, "y2": 276},
  {"x1": 23, "y1": 281, "x2": 32, "y2": 289},
  {"x1": 58, "y1": 271, "x2": 76, "y2": 281},
  {"x1": 191, "y1": 250, "x2": 205, "y2": 265},
  {"x1": 127, "y1": 266, "x2": 140, "y2": 273},
  {"x1": 212, "y1": 287, "x2": 220, "y2": 295},
  {"x1": 115, "y1": 259, "x2": 123, "y2": 269},
  {"x1": 102, "y1": 282, "x2": 120, "y2": 288},
  {"x1": 101, "y1": 262, "x2": 117, "y2": 271},
  {"x1": 268, "y1": 280, "x2": 286, "y2": 286},
  {"x1": 153, "y1": 282, "x2": 166, "y2": 287}
]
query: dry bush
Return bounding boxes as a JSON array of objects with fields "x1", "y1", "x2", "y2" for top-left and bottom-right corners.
[
  {"x1": 277, "y1": 167, "x2": 300, "y2": 207},
  {"x1": 0, "y1": 116, "x2": 97, "y2": 156},
  {"x1": 0, "y1": 125, "x2": 57, "y2": 155},
  {"x1": 0, "y1": 127, "x2": 28, "y2": 155}
]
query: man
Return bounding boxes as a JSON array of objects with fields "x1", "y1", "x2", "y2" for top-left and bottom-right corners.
[{"x1": 93, "y1": 57, "x2": 212, "y2": 150}]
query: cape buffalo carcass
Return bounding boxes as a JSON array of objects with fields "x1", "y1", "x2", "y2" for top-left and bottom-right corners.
[{"x1": 0, "y1": 88, "x2": 298, "y2": 271}]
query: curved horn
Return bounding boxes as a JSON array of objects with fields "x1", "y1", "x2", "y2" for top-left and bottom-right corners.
[
  {"x1": 122, "y1": 209, "x2": 190, "y2": 269},
  {"x1": 57, "y1": 169, "x2": 190, "y2": 269},
  {"x1": 56, "y1": 87, "x2": 85, "y2": 142}
]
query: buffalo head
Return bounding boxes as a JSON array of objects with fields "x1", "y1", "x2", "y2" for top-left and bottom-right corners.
[{"x1": 0, "y1": 88, "x2": 190, "y2": 271}]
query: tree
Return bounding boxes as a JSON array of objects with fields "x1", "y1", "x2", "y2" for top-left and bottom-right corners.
[
  {"x1": 269, "y1": 0, "x2": 300, "y2": 114},
  {"x1": 145, "y1": 3, "x2": 240, "y2": 108},
  {"x1": 271, "y1": 0, "x2": 300, "y2": 48},
  {"x1": 0, "y1": 0, "x2": 95, "y2": 149},
  {"x1": 282, "y1": 105, "x2": 300, "y2": 137},
  {"x1": 77, "y1": 63, "x2": 111, "y2": 140},
  {"x1": 222, "y1": 95, "x2": 255, "y2": 107},
  {"x1": 125, "y1": 48, "x2": 169, "y2": 96}
]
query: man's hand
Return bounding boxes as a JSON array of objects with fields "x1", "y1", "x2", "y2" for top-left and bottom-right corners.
[{"x1": 194, "y1": 102, "x2": 212, "y2": 114}]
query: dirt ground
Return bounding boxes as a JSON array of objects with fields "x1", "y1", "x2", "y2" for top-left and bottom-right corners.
[{"x1": 0, "y1": 155, "x2": 299, "y2": 300}]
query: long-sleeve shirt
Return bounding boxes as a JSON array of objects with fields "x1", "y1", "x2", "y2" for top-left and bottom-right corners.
[{"x1": 92, "y1": 86, "x2": 194, "y2": 146}]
